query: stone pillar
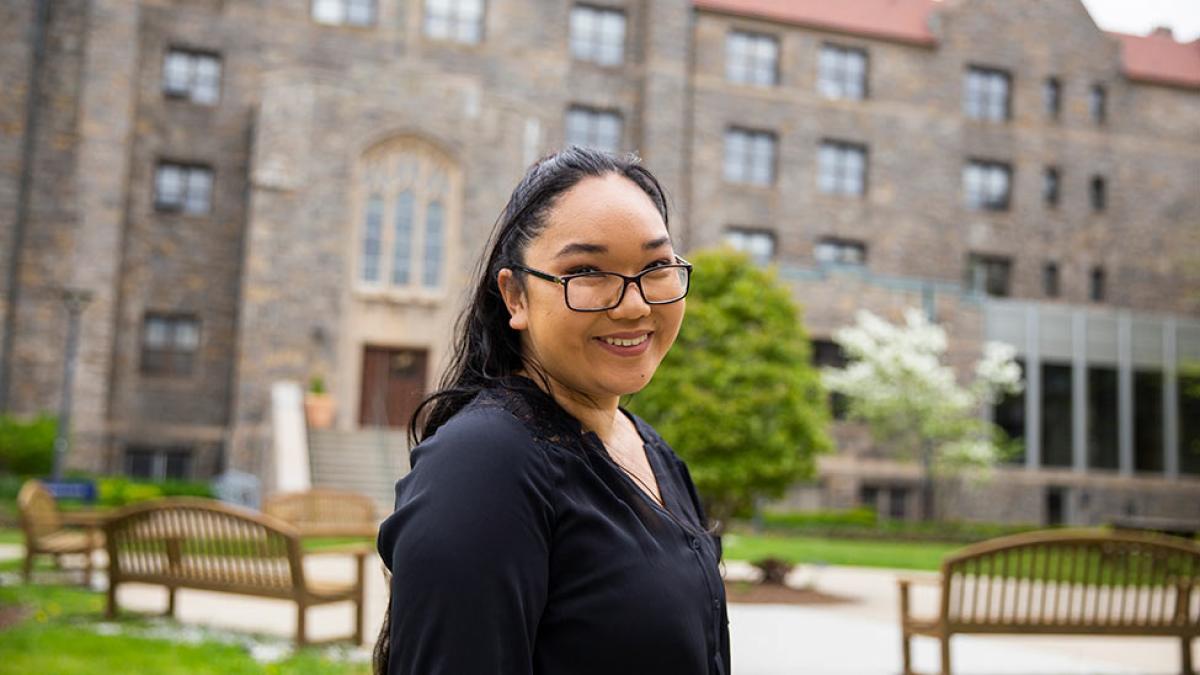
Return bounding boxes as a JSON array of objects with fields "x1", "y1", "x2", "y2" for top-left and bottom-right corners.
[
  {"x1": 1024, "y1": 306, "x2": 1041, "y2": 470},
  {"x1": 63, "y1": 0, "x2": 140, "y2": 470},
  {"x1": 1072, "y1": 311, "x2": 1088, "y2": 472},
  {"x1": 1118, "y1": 311, "x2": 1134, "y2": 476}
]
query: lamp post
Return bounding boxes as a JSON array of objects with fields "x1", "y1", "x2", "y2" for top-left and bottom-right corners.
[{"x1": 51, "y1": 287, "x2": 92, "y2": 481}]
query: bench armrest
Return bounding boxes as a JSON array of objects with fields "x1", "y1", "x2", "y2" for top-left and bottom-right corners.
[{"x1": 59, "y1": 510, "x2": 109, "y2": 528}]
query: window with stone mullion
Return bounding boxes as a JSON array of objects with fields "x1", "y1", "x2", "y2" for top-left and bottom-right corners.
[
  {"x1": 424, "y1": 0, "x2": 485, "y2": 43},
  {"x1": 818, "y1": 45, "x2": 865, "y2": 99},
  {"x1": 312, "y1": 0, "x2": 375, "y2": 26},
  {"x1": 726, "y1": 31, "x2": 778, "y2": 86},
  {"x1": 570, "y1": 5, "x2": 625, "y2": 66},
  {"x1": 566, "y1": 107, "x2": 621, "y2": 153},
  {"x1": 964, "y1": 67, "x2": 1010, "y2": 121},
  {"x1": 818, "y1": 141, "x2": 866, "y2": 196}
]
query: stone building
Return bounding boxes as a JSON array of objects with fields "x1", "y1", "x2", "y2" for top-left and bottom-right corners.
[{"x1": 1, "y1": 0, "x2": 1198, "y2": 525}]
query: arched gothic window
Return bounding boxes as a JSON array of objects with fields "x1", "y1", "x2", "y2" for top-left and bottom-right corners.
[{"x1": 356, "y1": 139, "x2": 458, "y2": 295}]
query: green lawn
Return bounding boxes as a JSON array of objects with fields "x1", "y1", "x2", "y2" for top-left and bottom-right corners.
[
  {"x1": 722, "y1": 531, "x2": 965, "y2": 571},
  {"x1": 0, "y1": 582, "x2": 370, "y2": 674}
]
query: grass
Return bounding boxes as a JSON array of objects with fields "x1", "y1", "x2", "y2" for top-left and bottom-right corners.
[
  {"x1": 722, "y1": 530, "x2": 964, "y2": 571},
  {"x1": 0, "y1": 581, "x2": 370, "y2": 674}
]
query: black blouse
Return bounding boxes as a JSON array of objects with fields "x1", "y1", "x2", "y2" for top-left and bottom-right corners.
[{"x1": 377, "y1": 377, "x2": 731, "y2": 674}]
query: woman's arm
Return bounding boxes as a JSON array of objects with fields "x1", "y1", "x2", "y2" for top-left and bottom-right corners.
[{"x1": 377, "y1": 407, "x2": 557, "y2": 674}]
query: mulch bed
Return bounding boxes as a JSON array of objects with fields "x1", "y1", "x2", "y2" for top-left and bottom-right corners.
[
  {"x1": 0, "y1": 603, "x2": 31, "y2": 631},
  {"x1": 723, "y1": 580, "x2": 855, "y2": 605}
]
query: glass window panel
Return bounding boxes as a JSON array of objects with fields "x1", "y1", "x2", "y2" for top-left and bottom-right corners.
[
  {"x1": 156, "y1": 164, "x2": 183, "y2": 208},
  {"x1": 144, "y1": 317, "x2": 169, "y2": 348},
  {"x1": 126, "y1": 450, "x2": 156, "y2": 479},
  {"x1": 312, "y1": 0, "x2": 344, "y2": 23},
  {"x1": 184, "y1": 168, "x2": 212, "y2": 214},
  {"x1": 423, "y1": 201, "x2": 444, "y2": 288},
  {"x1": 1088, "y1": 366, "x2": 1119, "y2": 470},
  {"x1": 192, "y1": 57, "x2": 220, "y2": 104},
  {"x1": 347, "y1": 0, "x2": 374, "y2": 25},
  {"x1": 361, "y1": 194, "x2": 383, "y2": 282},
  {"x1": 1041, "y1": 362, "x2": 1074, "y2": 467},
  {"x1": 1134, "y1": 369, "x2": 1163, "y2": 473},
  {"x1": 165, "y1": 451, "x2": 192, "y2": 480},
  {"x1": 392, "y1": 192, "x2": 414, "y2": 285},
  {"x1": 173, "y1": 319, "x2": 200, "y2": 350},
  {"x1": 994, "y1": 359, "x2": 1025, "y2": 464},
  {"x1": 1180, "y1": 372, "x2": 1200, "y2": 475},
  {"x1": 163, "y1": 52, "x2": 191, "y2": 95}
]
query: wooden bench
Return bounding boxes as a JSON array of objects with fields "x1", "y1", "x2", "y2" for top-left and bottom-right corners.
[
  {"x1": 104, "y1": 497, "x2": 368, "y2": 646},
  {"x1": 17, "y1": 479, "x2": 105, "y2": 585},
  {"x1": 898, "y1": 529, "x2": 1199, "y2": 675},
  {"x1": 263, "y1": 488, "x2": 379, "y2": 538}
]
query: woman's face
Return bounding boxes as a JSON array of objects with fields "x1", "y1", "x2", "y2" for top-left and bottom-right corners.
[{"x1": 499, "y1": 173, "x2": 685, "y2": 403}]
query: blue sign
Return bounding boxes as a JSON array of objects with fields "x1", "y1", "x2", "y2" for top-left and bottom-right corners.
[{"x1": 43, "y1": 480, "x2": 97, "y2": 503}]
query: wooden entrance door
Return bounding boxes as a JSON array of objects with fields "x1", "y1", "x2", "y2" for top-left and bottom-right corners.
[{"x1": 359, "y1": 347, "x2": 428, "y2": 429}]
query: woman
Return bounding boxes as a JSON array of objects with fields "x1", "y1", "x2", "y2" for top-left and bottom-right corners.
[{"x1": 374, "y1": 146, "x2": 730, "y2": 674}]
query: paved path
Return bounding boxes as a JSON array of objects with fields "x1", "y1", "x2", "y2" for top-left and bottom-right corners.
[{"x1": 3, "y1": 545, "x2": 1192, "y2": 673}]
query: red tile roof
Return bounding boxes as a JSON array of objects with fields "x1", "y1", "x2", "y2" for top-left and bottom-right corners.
[
  {"x1": 694, "y1": 0, "x2": 1200, "y2": 90},
  {"x1": 694, "y1": 0, "x2": 938, "y2": 46},
  {"x1": 1110, "y1": 30, "x2": 1200, "y2": 89}
]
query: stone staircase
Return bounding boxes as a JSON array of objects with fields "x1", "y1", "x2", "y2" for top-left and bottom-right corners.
[{"x1": 307, "y1": 427, "x2": 411, "y2": 517}]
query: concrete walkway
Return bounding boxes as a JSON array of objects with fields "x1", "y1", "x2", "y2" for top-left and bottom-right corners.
[{"x1": 3, "y1": 545, "x2": 1192, "y2": 673}]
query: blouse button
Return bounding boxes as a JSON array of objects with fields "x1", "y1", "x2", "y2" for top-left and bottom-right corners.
[
  {"x1": 713, "y1": 597, "x2": 721, "y2": 610},
  {"x1": 690, "y1": 537, "x2": 701, "y2": 550}
]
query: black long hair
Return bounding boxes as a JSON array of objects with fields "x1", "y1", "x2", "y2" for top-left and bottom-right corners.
[
  {"x1": 374, "y1": 146, "x2": 670, "y2": 674},
  {"x1": 406, "y1": 145, "x2": 670, "y2": 446}
]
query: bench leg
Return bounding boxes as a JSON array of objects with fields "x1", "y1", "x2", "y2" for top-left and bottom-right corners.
[
  {"x1": 106, "y1": 581, "x2": 118, "y2": 620},
  {"x1": 296, "y1": 603, "x2": 307, "y2": 648},
  {"x1": 22, "y1": 552, "x2": 33, "y2": 583},
  {"x1": 1183, "y1": 636, "x2": 1194, "y2": 675},
  {"x1": 82, "y1": 549, "x2": 93, "y2": 588},
  {"x1": 165, "y1": 587, "x2": 177, "y2": 618},
  {"x1": 900, "y1": 627, "x2": 914, "y2": 675},
  {"x1": 940, "y1": 634, "x2": 952, "y2": 675}
]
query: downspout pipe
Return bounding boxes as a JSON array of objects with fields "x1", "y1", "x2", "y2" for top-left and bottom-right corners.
[{"x1": 0, "y1": 0, "x2": 51, "y2": 412}]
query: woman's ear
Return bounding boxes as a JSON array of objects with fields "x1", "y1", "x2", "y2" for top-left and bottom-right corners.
[{"x1": 497, "y1": 268, "x2": 529, "y2": 331}]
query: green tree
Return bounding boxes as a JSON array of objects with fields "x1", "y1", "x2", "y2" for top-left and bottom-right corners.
[{"x1": 629, "y1": 248, "x2": 833, "y2": 531}]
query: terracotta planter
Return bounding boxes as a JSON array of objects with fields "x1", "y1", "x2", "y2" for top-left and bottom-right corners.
[{"x1": 304, "y1": 393, "x2": 336, "y2": 429}]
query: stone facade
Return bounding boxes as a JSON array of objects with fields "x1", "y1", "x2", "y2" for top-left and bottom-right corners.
[{"x1": 1, "y1": 0, "x2": 1197, "y2": 524}]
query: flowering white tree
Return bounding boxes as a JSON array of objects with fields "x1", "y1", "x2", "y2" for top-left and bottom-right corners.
[{"x1": 820, "y1": 307, "x2": 1024, "y2": 520}]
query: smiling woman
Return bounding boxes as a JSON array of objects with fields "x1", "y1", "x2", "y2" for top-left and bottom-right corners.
[{"x1": 374, "y1": 147, "x2": 730, "y2": 675}]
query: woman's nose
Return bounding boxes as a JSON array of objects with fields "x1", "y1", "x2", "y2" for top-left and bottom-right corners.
[{"x1": 609, "y1": 281, "x2": 651, "y2": 318}]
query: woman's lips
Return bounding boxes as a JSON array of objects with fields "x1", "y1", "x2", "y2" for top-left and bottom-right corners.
[{"x1": 594, "y1": 332, "x2": 653, "y2": 357}]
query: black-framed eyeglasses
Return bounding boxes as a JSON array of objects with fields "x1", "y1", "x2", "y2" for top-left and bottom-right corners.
[{"x1": 510, "y1": 256, "x2": 693, "y2": 312}]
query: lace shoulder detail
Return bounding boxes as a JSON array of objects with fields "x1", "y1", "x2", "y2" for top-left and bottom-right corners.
[{"x1": 469, "y1": 376, "x2": 589, "y2": 450}]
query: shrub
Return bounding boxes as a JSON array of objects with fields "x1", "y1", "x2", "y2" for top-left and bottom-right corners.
[{"x1": 0, "y1": 414, "x2": 57, "y2": 476}]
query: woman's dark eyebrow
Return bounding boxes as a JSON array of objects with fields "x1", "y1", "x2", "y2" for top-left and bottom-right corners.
[{"x1": 554, "y1": 237, "x2": 671, "y2": 259}]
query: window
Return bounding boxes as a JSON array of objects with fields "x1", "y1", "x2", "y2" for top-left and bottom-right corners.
[
  {"x1": 1043, "y1": 77, "x2": 1060, "y2": 119},
  {"x1": 859, "y1": 485, "x2": 879, "y2": 512},
  {"x1": 162, "y1": 49, "x2": 221, "y2": 105},
  {"x1": 726, "y1": 31, "x2": 779, "y2": 86},
  {"x1": 570, "y1": 5, "x2": 625, "y2": 66},
  {"x1": 1180, "y1": 370, "x2": 1200, "y2": 475},
  {"x1": 815, "y1": 237, "x2": 866, "y2": 267},
  {"x1": 964, "y1": 66, "x2": 1011, "y2": 121},
  {"x1": 565, "y1": 106, "x2": 622, "y2": 153},
  {"x1": 358, "y1": 140, "x2": 457, "y2": 292},
  {"x1": 126, "y1": 446, "x2": 193, "y2": 480},
  {"x1": 1043, "y1": 167, "x2": 1059, "y2": 206},
  {"x1": 887, "y1": 487, "x2": 909, "y2": 520},
  {"x1": 811, "y1": 339, "x2": 848, "y2": 420},
  {"x1": 1090, "y1": 175, "x2": 1106, "y2": 211},
  {"x1": 723, "y1": 128, "x2": 776, "y2": 186},
  {"x1": 965, "y1": 253, "x2": 1012, "y2": 297},
  {"x1": 1045, "y1": 487, "x2": 1066, "y2": 526},
  {"x1": 817, "y1": 141, "x2": 867, "y2": 196},
  {"x1": 1089, "y1": 84, "x2": 1106, "y2": 124},
  {"x1": 141, "y1": 313, "x2": 200, "y2": 377},
  {"x1": 1088, "y1": 367, "x2": 1119, "y2": 470},
  {"x1": 312, "y1": 0, "x2": 375, "y2": 26},
  {"x1": 993, "y1": 358, "x2": 1025, "y2": 464},
  {"x1": 818, "y1": 44, "x2": 867, "y2": 100},
  {"x1": 154, "y1": 162, "x2": 213, "y2": 215},
  {"x1": 424, "y1": 0, "x2": 485, "y2": 44},
  {"x1": 1134, "y1": 369, "x2": 1164, "y2": 474},
  {"x1": 1042, "y1": 362, "x2": 1073, "y2": 467},
  {"x1": 962, "y1": 160, "x2": 1012, "y2": 211},
  {"x1": 1042, "y1": 262, "x2": 1060, "y2": 297},
  {"x1": 1089, "y1": 266, "x2": 1105, "y2": 302},
  {"x1": 724, "y1": 227, "x2": 775, "y2": 265}
]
